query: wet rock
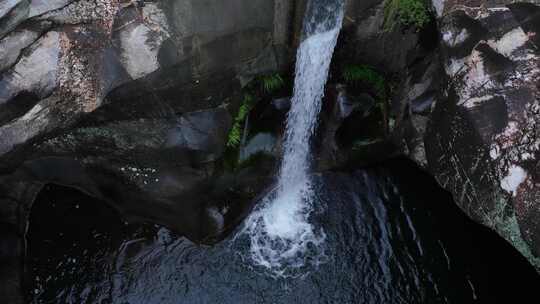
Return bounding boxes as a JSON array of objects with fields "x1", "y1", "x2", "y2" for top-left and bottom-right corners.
[
  {"x1": 164, "y1": 107, "x2": 232, "y2": 161},
  {"x1": 17, "y1": 106, "x2": 249, "y2": 244},
  {"x1": 338, "y1": 0, "x2": 422, "y2": 73},
  {"x1": 392, "y1": 52, "x2": 442, "y2": 168},
  {"x1": 335, "y1": 85, "x2": 355, "y2": 118},
  {"x1": 317, "y1": 85, "x2": 394, "y2": 170},
  {"x1": 243, "y1": 96, "x2": 290, "y2": 139},
  {"x1": 271, "y1": 97, "x2": 291, "y2": 111},
  {"x1": 35, "y1": 108, "x2": 231, "y2": 164},
  {"x1": 419, "y1": 0, "x2": 540, "y2": 269},
  {"x1": 0, "y1": 103, "x2": 262, "y2": 246},
  {"x1": 239, "y1": 133, "x2": 278, "y2": 162}
]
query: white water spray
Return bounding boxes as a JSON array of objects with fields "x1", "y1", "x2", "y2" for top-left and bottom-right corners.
[{"x1": 241, "y1": 0, "x2": 345, "y2": 275}]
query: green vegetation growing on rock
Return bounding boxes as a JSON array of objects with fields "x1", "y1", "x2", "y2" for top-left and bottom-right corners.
[
  {"x1": 225, "y1": 72, "x2": 288, "y2": 170},
  {"x1": 258, "y1": 73, "x2": 285, "y2": 93},
  {"x1": 227, "y1": 93, "x2": 255, "y2": 148},
  {"x1": 227, "y1": 73, "x2": 287, "y2": 149},
  {"x1": 343, "y1": 64, "x2": 386, "y2": 100},
  {"x1": 383, "y1": 0, "x2": 431, "y2": 31},
  {"x1": 341, "y1": 64, "x2": 392, "y2": 147}
]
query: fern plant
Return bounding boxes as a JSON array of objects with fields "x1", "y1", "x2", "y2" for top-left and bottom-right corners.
[
  {"x1": 343, "y1": 65, "x2": 386, "y2": 99},
  {"x1": 227, "y1": 73, "x2": 285, "y2": 149},
  {"x1": 227, "y1": 93, "x2": 255, "y2": 148},
  {"x1": 227, "y1": 123, "x2": 242, "y2": 147},
  {"x1": 258, "y1": 73, "x2": 285, "y2": 93}
]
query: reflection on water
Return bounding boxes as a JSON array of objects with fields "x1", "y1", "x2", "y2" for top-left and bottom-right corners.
[{"x1": 27, "y1": 161, "x2": 540, "y2": 304}]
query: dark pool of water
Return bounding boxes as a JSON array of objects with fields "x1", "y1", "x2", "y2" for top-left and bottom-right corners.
[{"x1": 26, "y1": 160, "x2": 539, "y2": 303}]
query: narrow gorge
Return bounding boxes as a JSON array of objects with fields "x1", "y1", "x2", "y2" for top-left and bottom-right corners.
[{"x1": 0, "y1": 0, "x2": 539, "y2": 303}]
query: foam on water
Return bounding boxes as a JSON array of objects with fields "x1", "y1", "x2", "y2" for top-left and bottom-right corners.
[
  {"x1": 242, "y1": 181, "x2": 326, "y2": 275},
  {"x1": 240, "y1": 0, "x2": 344, "y2": 276}
]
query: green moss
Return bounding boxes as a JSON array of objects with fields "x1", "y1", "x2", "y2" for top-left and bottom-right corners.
[{"x1": 383, "y1": 0, "x2": 431, "y2": 31}]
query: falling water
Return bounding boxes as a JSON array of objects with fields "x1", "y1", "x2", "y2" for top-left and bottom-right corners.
[{"x1": 241, "y1": 0, "x2": 345, "y2": 275}]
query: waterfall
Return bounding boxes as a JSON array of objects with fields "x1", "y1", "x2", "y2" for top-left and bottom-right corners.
[{"x1": 240, "y1": 0, "x2": 345, "y2": 276}]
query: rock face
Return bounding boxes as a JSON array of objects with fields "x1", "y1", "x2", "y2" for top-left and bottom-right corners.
[
  {"x1": 0, "y1": 0, "x2": 292, "y2": 168},
  {"x1": 338, "y1": 0, "x2": 540, "y2": 271},
  {"x1": 432, "y1": 1, "x2": 540, "y2": 268},
  {"x1": 392, "y1": 1, "x2": 540, "y2": 269},
  {"x1": 0, "y1": 1, "x2": 295, "y2": 302},
  {"x1": 0, "y1": 0, "x2": 290, "y2": 217},
  {"x1": 429, "y1": 0, "x2": 540, "y2": 269}
]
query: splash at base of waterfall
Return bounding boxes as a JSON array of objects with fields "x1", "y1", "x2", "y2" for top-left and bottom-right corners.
[
  {"x1": 238, "y1": 0, "x2": 344, "y2": 276},
  {"x1": 239, "y1": 179, "x2": 327, "y2": 277}
]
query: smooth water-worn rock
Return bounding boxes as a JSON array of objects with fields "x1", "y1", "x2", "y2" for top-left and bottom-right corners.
[
  {"x1": 0, "y1": 0, "x2": 292, "y2": 167},
  {"x1": 9, "y1": 105, "x2": 263, "y2": 244},
  {"x1": 420, "y1": 0, "x2": 540, "y2": 270}
]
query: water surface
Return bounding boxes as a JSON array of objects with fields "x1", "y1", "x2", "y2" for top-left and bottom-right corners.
[{"x1": 27, "y1": 161, "x2": 540, "y2": 303}]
